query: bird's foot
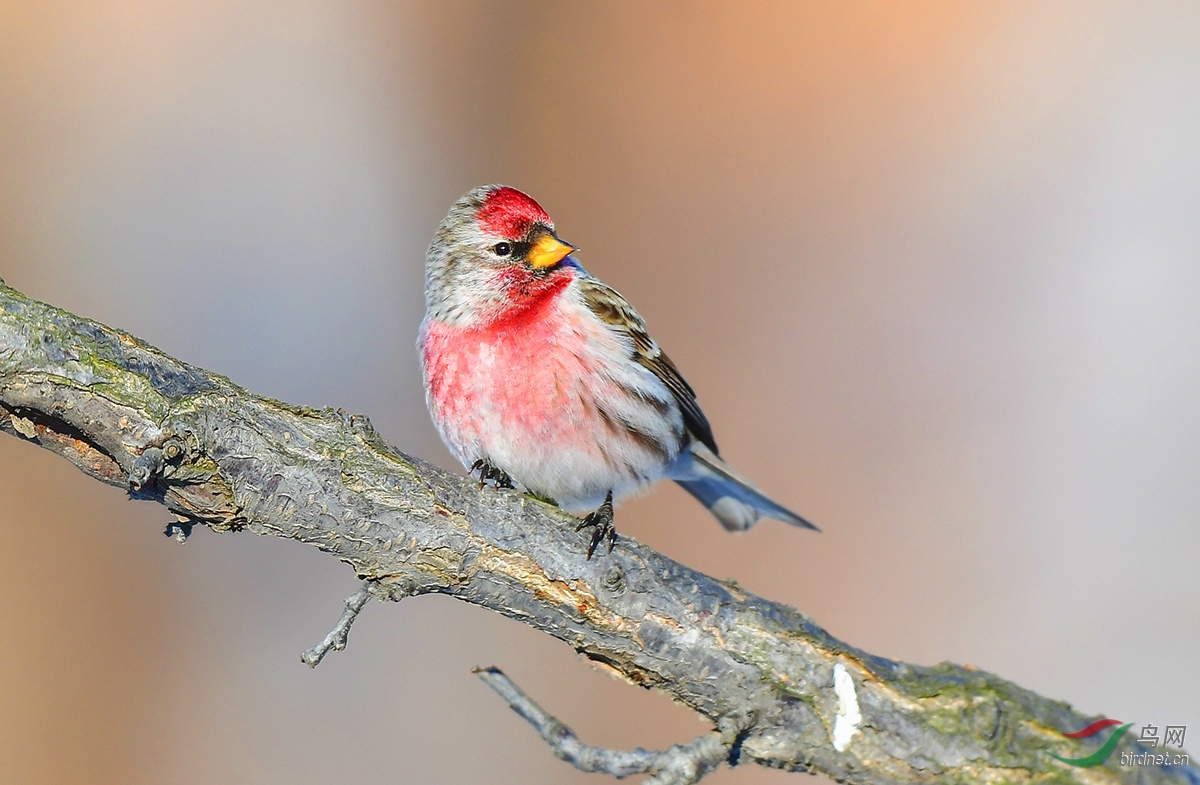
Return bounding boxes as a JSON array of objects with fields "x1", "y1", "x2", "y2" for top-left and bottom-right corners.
[
  {"x1": 470, "y1": 459, "x2": 514, "y2": 489},
  {"x1": 575, "y1": 490, "x2": 616, "y2": 559}
]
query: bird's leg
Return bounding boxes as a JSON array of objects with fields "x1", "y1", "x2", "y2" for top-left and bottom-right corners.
[
  {"x1": 575, "y1": 490, "x2": 616, "y2": 559},
  {"x1": 470, "y1": 458, "x2": 514, "y2": 489}
]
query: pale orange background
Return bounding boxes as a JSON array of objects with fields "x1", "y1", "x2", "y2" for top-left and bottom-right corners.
[{"x1": 1, "y1": 3, "x2": 1198, "y2": 784}]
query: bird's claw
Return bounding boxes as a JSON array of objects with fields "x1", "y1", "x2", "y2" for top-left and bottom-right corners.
[
  {"x1": 471, "y1": 459, "x2": 514, "y2": 489},
  {"x1": 575, "y1": 491, "x2": 616, "y2": 559}
]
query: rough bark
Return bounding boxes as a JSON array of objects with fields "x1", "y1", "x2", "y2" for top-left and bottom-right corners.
[{"x1": 0, "y1": 278, "x2": 1194, "y2": 785}]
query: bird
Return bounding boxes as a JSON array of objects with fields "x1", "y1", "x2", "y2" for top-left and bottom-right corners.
[{"x1": 419, "y1": 184, "x2": 817, "y2": 558}]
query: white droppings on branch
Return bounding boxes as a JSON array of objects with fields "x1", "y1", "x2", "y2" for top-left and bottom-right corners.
[{"x1": 832, "y1": 663, "x2": 862, "y2": 752}]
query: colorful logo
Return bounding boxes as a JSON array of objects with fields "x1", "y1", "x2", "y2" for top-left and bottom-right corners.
[{"x1": 1050, "y1": 719, "x2": 1132, "y2": 767}]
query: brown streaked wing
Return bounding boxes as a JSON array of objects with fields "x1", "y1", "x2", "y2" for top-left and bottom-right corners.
[{"x1": 580, "y1": 277, "x2": 719, "y2": 454}]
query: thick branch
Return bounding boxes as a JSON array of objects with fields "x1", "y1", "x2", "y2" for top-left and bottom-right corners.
[{"x1": 0, "y1": 281, "x2": 1194, "y2": 785}]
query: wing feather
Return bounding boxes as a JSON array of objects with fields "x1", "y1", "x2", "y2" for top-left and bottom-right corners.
[{"x1": 580, "y1": 277, "x2": 719, "y2": 455}]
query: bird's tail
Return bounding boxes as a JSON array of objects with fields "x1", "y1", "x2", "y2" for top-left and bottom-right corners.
[{"x1": 672, "y1": 442, "x2": 819, "y2": 533}]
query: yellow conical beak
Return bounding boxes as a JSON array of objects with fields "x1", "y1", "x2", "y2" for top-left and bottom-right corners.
[{"x1": 527, "y1": 235, "x2": 577, "y2": 269}]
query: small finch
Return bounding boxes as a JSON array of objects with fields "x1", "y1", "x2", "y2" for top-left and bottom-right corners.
[{"x1": 419, "y1": 185, "x2": 817, "y2": 557}]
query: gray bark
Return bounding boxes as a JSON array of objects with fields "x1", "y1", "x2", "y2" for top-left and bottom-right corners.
[{"x1": 0, "y1": 278, "x2": 1194, "y2": 785}]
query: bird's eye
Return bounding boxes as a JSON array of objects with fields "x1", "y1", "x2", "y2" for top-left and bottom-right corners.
[{"x1": 492, "y1": 242, "x2": 512, "y2": 257}]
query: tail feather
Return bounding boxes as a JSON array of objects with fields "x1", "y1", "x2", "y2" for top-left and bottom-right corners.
[{"x1": 672, "y1": 443, "x2": 819, "y2": 533}]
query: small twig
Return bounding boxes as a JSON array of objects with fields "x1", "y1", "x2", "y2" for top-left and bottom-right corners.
[
  {"x1": 474, "y1": 666, "x2": 728, "y2": 785},
  {"x1": 301, "y1": 583, "x2": 374, "y2": 667}
]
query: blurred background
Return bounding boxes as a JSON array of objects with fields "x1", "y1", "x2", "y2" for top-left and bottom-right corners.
[{"x1": 1, "y1": 2, "x2": 1198, "y2": 783}]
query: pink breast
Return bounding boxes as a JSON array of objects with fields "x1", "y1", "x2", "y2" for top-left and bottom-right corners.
[{"x1": 422, "y1": 289, "x2": 598, "y2": 458}]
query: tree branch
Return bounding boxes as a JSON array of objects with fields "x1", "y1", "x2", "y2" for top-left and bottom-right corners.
[
  {"x1": 474, "y1": 666, "x2": 728, "y2": 784},
  {"x1": 301, "y1": 582, "x2": 377, "y2": 667},
  {"x1": 0, "y1": 281, "x2": 1194, "y2": 785}
]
